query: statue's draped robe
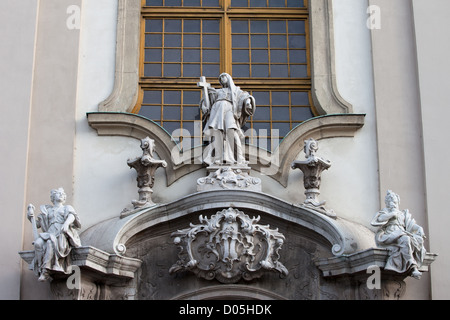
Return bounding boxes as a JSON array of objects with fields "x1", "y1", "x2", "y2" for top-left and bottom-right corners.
[
  {"x1": 202, "y1": 74, "x2": 255, "y2": 164},
  {"x1": 31, "y1": 205, "x2": 81, "y2": 276},
  {"x1": 371, "y1": 209, "x2": 426, "y2": 273}
]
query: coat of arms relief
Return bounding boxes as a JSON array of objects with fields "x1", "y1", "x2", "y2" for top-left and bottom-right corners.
[{"x1": 169, "y1": 207, "x2": 288, "y2": 283}]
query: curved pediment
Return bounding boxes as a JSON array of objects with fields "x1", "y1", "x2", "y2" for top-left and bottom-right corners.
[
  {"x1": 80, "y1": 189, "x2": 376, "y2": 259},
  {"x1": 87, "y1": 112, "x2": 365, "y2": 187}
]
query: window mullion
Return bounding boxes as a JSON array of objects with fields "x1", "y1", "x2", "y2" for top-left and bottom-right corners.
[{"x1": 221, "y1": 11, "x2": 232, "y2": 75}]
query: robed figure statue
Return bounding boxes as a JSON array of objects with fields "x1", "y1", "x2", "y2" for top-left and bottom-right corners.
[
  {"x1": 198, "y1": 73, "x2": 255, "y2": 165},
  {"x1": 27, "y1": 188, "x2": 82, "y2": 281},
  {"x1": 371, "y1": 190, "x2": 426, "y2": 279}
]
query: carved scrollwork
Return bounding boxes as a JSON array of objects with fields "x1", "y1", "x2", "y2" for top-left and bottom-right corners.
[{"x1": 169, "y1": 208, "x2": 288, "y2": 283}]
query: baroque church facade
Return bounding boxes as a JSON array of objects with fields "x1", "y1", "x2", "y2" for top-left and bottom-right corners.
[{"x1": 1, "y1": 0, "x2": 449, "y2": 300}]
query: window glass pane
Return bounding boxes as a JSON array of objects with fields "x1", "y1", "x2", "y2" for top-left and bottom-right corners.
[
  {"x1": 184, "y1": 0, "x2": 201, "y2": 6},
  {"x1": 291, "y1": 92, "x2": 309, "y2": 105},
  {"x1": 184, "y1": 34, "x2": 201, "y2": 47},
  {"x1": 250, "y1": 0, "x2": 266, "y2": 7},
  {"x1": 271, "y1": 64, "x2": 289, "y2": 77},
  {"x1": 291, "y1": 107, "x2": 314, "y2": 120},
  {"x1": 251, "y1": 35, "x2": 268, "y2": 48},
  {"x1": 203, "y1": 35, "x2": 220, "y2": 48},
  {"x1": 232, "y1": 20, "x2": 249, "y2": 34},
  {"x1": 165, "y1": 34, "x2": 182, "y2": 47},
  {"x1": 164, "y1": 49, "x2": 181, "y2": 62},
  {"x1": 269, "y1": 20, "x2": 286, "y2": 33},
  {"x1": 233, "y1": 50, "x2": 249, "y2": 63},
  {"x1": 290, "y1": 50, "x2": 307, "y2": 63},
  {"x1": 143, "y1": 90, "x2": 162, "y2": 104},
  {"x1": 233, "y1": 65, "x2": 250, "y2": 77},
  {"x1": 145, "y1": 49, "x2": 162, "y2": 62},
  {"x1": 183, "y1": 107, "x2": 200, "y2": 121},
  {"x1": 270, "y1": 35, "x2": 287, "y2": 48},
  {"x1": 252, "y1": 91, "x2": 270, "y2": 105},
  {"x1": 184, "y1": 20, "x2": 201, "y2": 33},
  {"x1": 252, "y1": 106, "x2": 270, "y2": 121},
  {"x1": 184, "y1": 49, "x2": 201, "y2": 62},
  {"x1": 289, "y1": 35, "x2": 305, "y2": 49},
  {"x1": 272, "y1": 91, "x2": 289, "y2": 105},
  {"x1": 288, "y1": 20, "x2": 305, "y2": 34},
  {"x1": 144, "y1": 64, "x2": 161, "y2": 77},
  {"x1": 203, "y1": 0, "x2": 220, "y2": 7},
  {"x1": 139, "y1": 106, "x2": 161, "y2": 120},
  {"x1": 146, "y1": 20, "x2": 163, "y2": 32},
  {"x1": 252, "y1": 122, "x2": 270, "y2": 134},
  {"x1": 290, "y1": 64, "x2": 307, "y2": 77},
  {"x1": 165, "y1": 19, "x2": 182, "y2": 32},
  {"x1": 183, "y1": 64, "x2": 201, "y2": 77},
  {"x1": 203, "y1": 20, "x2": 220, "y2": 33},
  {"x1": 269, "y1": 0, "x2": 285, "y2": 7},
  {"x1": 231, "y1": 0, "x2": 248, "y2": 7},
  {"x1": 183, "y1": 91, "x2": 201, "y2": 104},
  {"x1": 287, "y1": 0, "x2": 304, "y2": 8},
  {"x1": 272, "y1": 107, "x2": 290, "y2": 121},
  {"x1": 146, "y1": 0, "x2": 163, "y2": 6},
  {"x1": 163, "y1": 106, "x2": 181, "y2": 120},
  {"x1": 165, "y1": 0, "x2": 182, "y2": 6},
  {"x1": 145, "y1": 34, "x2": 162, "y2": 47},
  {"x1": 164, "y1": 64, "x2": 181, "y2": 77},
  {"x1": 164, "y1": 90, "x2": 181, "y2": 104},
  {"x1": 163, "y1": 122, "x2": 181, "y2": 134},
  {"x1": 250, "y1": 20, "x2": 267, "y2": 33},
  {"x1": 252, "y1": 65, "x2": 269, "y2": 77},
  {"x1": 232, "y1": 35, "x2": 249, "y2": 48},
  {"x1": 252, "y1": 50, "x2": 268, "y2": 63},
  {"x1": 203, "y1": 64, "x2": 220, "y2": 77},
  {"x1": 270, "y1": 50, "x2": 287, "y2": 63},
  {"x1": 203, "y1": 49, "x2": 220, "y2": 62},
  {"x1": 272, "y1": 122, "x2": 291, "y2": 136}
]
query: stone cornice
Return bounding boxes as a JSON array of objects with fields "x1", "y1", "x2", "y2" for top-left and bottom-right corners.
[{"x1": 19, "y1": 246, "x2": 142, "y2": 281}]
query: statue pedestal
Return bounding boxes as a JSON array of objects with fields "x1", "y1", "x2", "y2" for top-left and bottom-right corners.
[{"x1": 197, "y1": 165, "x2": 262, "y2": 192}]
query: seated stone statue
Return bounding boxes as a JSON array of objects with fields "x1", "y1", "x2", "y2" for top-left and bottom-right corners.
[
  {"x1": 371, "y1": 190, "x2": 426, "y2": 279},
  {"x1": 27, "y1": 187, "x2": 81, "y2": 281}
]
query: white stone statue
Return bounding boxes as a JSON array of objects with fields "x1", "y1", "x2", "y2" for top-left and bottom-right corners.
[
  {"x1": 371, "y1": 190, "x2": 426, "y2": 279},
  {"x1": 198, "y1": 73, "x2": 255, "y2": 165},
  {"x1": 26, "y1": 188, "x2": 82, "y2": 281}
]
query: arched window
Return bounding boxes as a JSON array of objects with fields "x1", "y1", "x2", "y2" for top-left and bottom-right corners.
[
  {"x1": 133, "y1": 0, "x2": 315, "y2": 151},
  {"x1": 90, "y1": 0, "x2": 362, "y2": 186}
]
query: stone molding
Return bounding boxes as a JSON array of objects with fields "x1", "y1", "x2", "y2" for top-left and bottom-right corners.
[
  {"x1": 80, "y1": 189, "x2": 377, "y2": 258},
  {"x1": 98, "y1": 0, "x2": 353, "y2": 116},
  {"x1": 98, "y1": 0, "x2": 141, "y2": 112},
  {"x1": 309, "y1": 0, "x2": 353, "y2": 115},
  {"x1": 315, "y1": 248, "x2": 438, "y2": 278},
  {"x1": 171, "y1": 284, "x2": 287, "y2": 300},
  {"x1": 19, "y1": 246, "x2": 142, "y2": 281},
  {"x1": 87, "y1": 112, "x2": 365, "y2": 186}
]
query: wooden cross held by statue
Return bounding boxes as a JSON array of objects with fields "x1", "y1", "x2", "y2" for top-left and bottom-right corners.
[{"x1": 197, "y1": 76, "x2": 211, "y2": 113}]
